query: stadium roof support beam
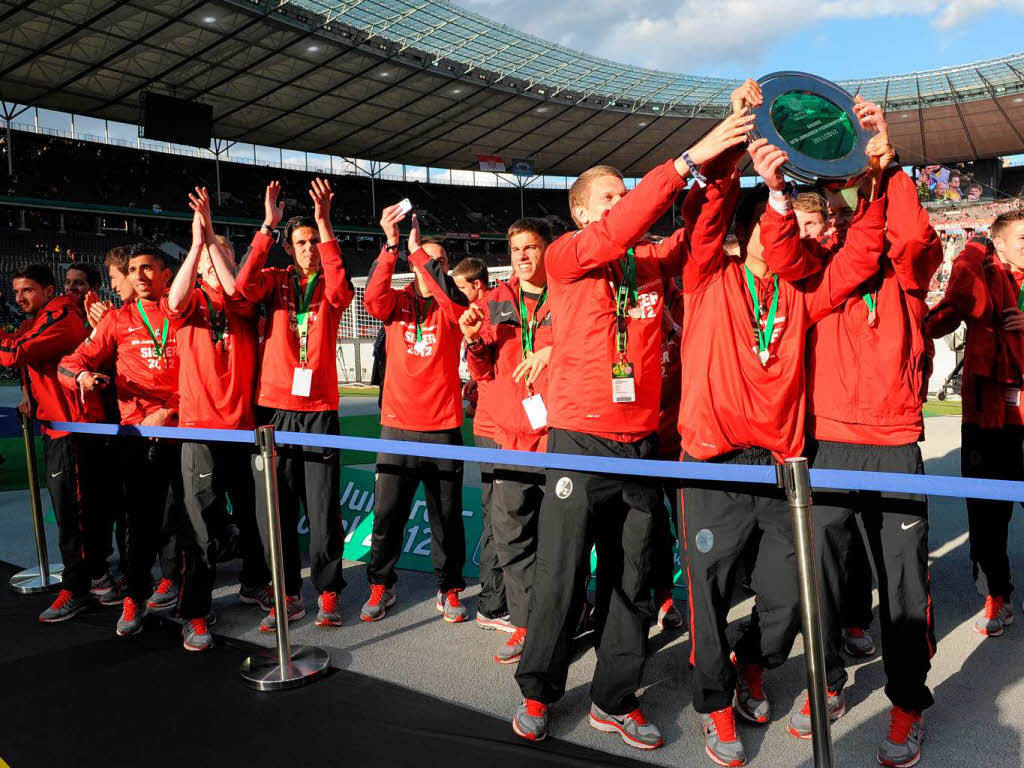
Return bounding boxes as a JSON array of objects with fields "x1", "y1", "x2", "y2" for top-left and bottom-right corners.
[
  {"x1": 975, "y1": 69, "x2": 1024, "y2": 151},
  {"x1": 915, "y1": 79, "x2": 928, "y2": 165},
  {"x1": 1, "y1": 101, "x2": 33, "y2": 177},
  {"x1": 944, "y1": 73, "x2": 979, "y2": 160},
  {"x1": 0, "y1": 2, "x2": 125, "y2": 81},
  {"x1": 27, "y1": 0, "x2": 210, "y2": 107}
]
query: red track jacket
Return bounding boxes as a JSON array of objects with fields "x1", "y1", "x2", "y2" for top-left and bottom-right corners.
[
  {"x1": 235, "y1": 232, "x2": 353, "y2": 413},
  {"x1": 59, "y1": 297, "x2": 180, "y2": 426},
  {"x1": 678, "y1": 153, "x2": 887, "y2": 462},
  {"x1": 364, "y1": 246, "x2": 465, "y2": 431},
  {"x1": 466, "y1": 275, "x2": 554, "y2": 452},
  {"x1": 924, "y1": 241, "x2": 1024, "y2": 428},
  {"x1": 163, "y1": 285, "x2": 259, "y2": 429},
  {"x1": 0, "y1": 296, "x2": 89, "y2": 437},
  {"x1": 545, "y1": 159, "x2": 689, "y2": 442},
  {"x1": 784, "y1": 169, "x2": 942, "y2": 445}
]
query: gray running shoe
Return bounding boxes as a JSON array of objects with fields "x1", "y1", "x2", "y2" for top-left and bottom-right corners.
[
  {"x1": 182, "y1": 617, "x2": 214, "y2": 652},
  {"x1": 259, "y1": 596, "x2": 305, "y2": 633},
  {"x1": 512, "y1": 699, "x2": 548, "y2": 742},
  {"x1": 877, "y1": 707, "x2": 924, "y2": 767},
  {"x1": 974, "y1": 595, "x2": 1013, "y2": 636},
  {"x1": 589, "y1": 703, "x2": 663, "y2": 750},
  {"x1": 98, "y1": 574, "x2": 126, "y2": 607},
  {"x1": 701, "y1": 708, "x2": 746, "y2": 767},
  {"x1": 476, "y1": 612, "x2": 514, "y2": 632},
  {"x1": 437, "y1": 590, "x2": 468, "y2": 623},
  {"x1": 843, "y1": 627, "x2": 876, "y2": 656},
  {"x1": 238, "y1": 583, "x2": 273, "y2": 612},
  {"x1": 146, "y1": 578, "x2": 178, "y2": 611},
  {"x1": 90, "y1": 572, "x2": 115, "y2": 597},
  {"x1": 116, "y1": 597, "x2": 146, "y2": 637},
  {"x1": 494, "y1": 627, "x2": 526, "y2": 664},
  {"x1": 315, "y1": 591, "x2": 342, "y2": 628},
  {"x1": 788, "y1": 689, "x2": 847, "y2": 739},
  {"x1": 39, "y1": 589, "x2": 92, "y2": 623},
  {"x1": 733, "y1": 660, "x2": 769, "y2": 724},
  {"x1": 360, "y1": 585, "x2": 396, "y2": 622}
]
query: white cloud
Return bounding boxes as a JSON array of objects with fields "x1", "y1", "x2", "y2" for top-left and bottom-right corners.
[{"x1": 453, "y1": 0, "x2": 1023, "y2": 75}]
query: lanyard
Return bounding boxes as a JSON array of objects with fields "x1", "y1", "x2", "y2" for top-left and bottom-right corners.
[
  {"x1": 415, "y1": 296, "x2": 433, "y2": 343},
  {"x1": 292, "y1": 271, "x2": 320, "y2": 366},
  {"x1": 743, "y1": 266, "x2": 779, "y2": 359},
  {"x1": 518, "y1": 286, "x2": 548, "y2": 358},
  {"x1": 136, "y1": 300, "x2": 169, "y2": 359},
  {"x1": 863, "y1": 292, "x2": 877, "y2": 313},
  {"x1": 615, "y1": 248, "x2": 638, "y2": 359},
  {"x1": 200, "y1": 287, "x2": 227, "y2": 346},
  {"x1": 1017, "y1": 280, "x2": 1024, "y2": 312}
]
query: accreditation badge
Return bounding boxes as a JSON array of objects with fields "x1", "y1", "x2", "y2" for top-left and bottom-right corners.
[
  {"x1": 291, "y1": 367, "x2": 313, "y2": 397},
  {"x1": 611, "y1": 361, "x2": 636, "y2": 404}
]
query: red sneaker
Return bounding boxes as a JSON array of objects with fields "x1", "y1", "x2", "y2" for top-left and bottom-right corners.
[
  {"x1": 315, "y1": 590, "x2": 342, "y2": 627},
  {"x1": 877, "y1": 706, "x2": 924, "y2": 767}
]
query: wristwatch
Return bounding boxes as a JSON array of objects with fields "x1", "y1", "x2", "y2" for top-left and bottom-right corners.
[{"x1": 385, "y1": 243, "x2": 400, "y2": 254}]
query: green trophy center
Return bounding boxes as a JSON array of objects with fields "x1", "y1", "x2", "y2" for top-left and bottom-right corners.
[{"x1": 770, "y1": 91, "x2": 857, "y2": 161}]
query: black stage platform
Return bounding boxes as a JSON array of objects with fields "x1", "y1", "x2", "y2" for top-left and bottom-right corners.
[{"x1": 0, "y1": 561, "x2": 654, "y2": 768}]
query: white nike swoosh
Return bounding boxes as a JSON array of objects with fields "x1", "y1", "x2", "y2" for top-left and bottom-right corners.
[
  {"x1": 498, "y1": 311, "x2": 513, "y2": 318},
  {"x1": 127, "y1": 326, "x2": 143, "y2": 333},
  {"x1": 51, "y1": 471, "x2": 63, "y2": 478},
  {"x1": 199, "y1": 472, "x2": 213, "y2": 479},
  {"x1": 901, "y1": 520, "x2": 922, "y2": 530}
]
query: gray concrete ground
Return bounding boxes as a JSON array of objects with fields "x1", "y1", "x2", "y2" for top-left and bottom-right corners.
[{"x1": 4, "y1": 414, "x2": 1021, "y2": 767}]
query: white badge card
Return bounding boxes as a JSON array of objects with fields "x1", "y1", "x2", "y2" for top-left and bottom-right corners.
[
  {"x1": 522, "y1": 394, "x2": 548, "y2": 430},
  {"x1": 1006, "y1": 388, "x2": 1021, "y2": 407},
  {"x1": 611, "y1": 361, "x2": 636, "y2": 404},
  {"x1": 291, "y1": 367, "x2": 313, "y2": 397}
]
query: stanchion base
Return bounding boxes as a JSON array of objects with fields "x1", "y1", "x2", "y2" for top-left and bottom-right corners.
[
  {"x1": 239, "y1": 645, "x2": 331, "y2": 691},
  {"x1": 9, "y1": 565, "x2": 64, "y2": 594}
]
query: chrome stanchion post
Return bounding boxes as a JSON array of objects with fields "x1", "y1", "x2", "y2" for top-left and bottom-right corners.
[
  {"x1": 784, "y1": 457, "x2": 834, "y2": 768},
  {"x1": 240, "y1": 425, "x2": 329, "y2": 690},
  {"x1": 10, "y1": 411, "x2": 63, "y2": 593}
]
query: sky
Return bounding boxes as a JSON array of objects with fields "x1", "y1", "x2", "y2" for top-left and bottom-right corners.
[{"x1": 453, "y1": 0, "x2": 1024, "y2": 80}]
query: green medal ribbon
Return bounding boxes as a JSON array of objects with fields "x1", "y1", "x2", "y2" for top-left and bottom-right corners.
[
  {"x1": 615, "y1": 248, "x2": 638, "y2": 359},
  {"x1": 292, "y1": 271, "x2": 320, "y2": 366},
  {"x1": 863, "y1": 292, "x2": 877, "y2": 313},
  {"x1": 743, "y1": 266, "x2": 779, "y2": 362},
  {"x1": 518, "y1": 286, "x2": 548, "y2": 358},
  {"x1": 1017, "y1": 281, "x2": 1024, "y2": 312},
  {"x1": 415, "y1": 296, "x2": 433, "y2": 343},
  {"x1": 200, "y1": 287, "x2": 227, "y2": 345},
  {"x1": 136, "y1": 300, "x2": 169, "y2": 359}
]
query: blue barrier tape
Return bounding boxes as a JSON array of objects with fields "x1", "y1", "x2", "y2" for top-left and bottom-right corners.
[{"x1": 46, "y1": 420, "x2": 1024, "y2": 503}]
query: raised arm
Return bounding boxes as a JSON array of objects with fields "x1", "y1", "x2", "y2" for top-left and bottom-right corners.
[
  {"x1": 459, "y1": 302, "x2": 496, "y2": 382},
  {"x1": 167, "y1": 207, "x2": 203, "y2": 314},
  {"x1": 795, "y1": 196, "x2": 888, "y2": 322},
  {"x1": 234, "y1": 230, "x2": 278, "y2": 305},
  {"x1": 310, "y1": 178, "x2": 355, "y2": 310},
  {"x1": 406, "y1": 214, "x2": 468, "y2": 326},
  {"x1": 652, "y1": 227, "x2": 689, "y2": 285},
  {"x1": 922, "y1": 240, "x2": 990, "y2": 338},
  {"x1": 884, "y1": 168, "x2": 943, "y2": 296},
  {"x1": 548, "y1": 106, "x2": 757, "y2": 282},
  {"x1": 682, "y1": 149, "x2": 743, "y2": 292}
]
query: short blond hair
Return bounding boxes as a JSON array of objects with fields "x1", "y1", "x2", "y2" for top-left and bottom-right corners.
[
  {"x1": 792, "y1": 192, "x2": 826, "y2": 216},
  {"x1": 569, "y1": 165, "x2": 624, "y2": 228},
  {"x1": 202, "y1": 235, "x2": 236, "y2": 264}
]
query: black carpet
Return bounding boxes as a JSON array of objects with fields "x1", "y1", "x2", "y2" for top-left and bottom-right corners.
[{"x1": 0, "y1": 562, "x2": 655, "y2": 768}]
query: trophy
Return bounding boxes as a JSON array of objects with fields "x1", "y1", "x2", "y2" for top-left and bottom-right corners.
[{"x1": 751, "y1": 71, "x2": 872, "y2": 187}]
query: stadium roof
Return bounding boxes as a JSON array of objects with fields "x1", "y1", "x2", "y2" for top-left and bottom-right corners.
[{"x1": 2, "y1": 0, "x2": 1024, "y2": 176}]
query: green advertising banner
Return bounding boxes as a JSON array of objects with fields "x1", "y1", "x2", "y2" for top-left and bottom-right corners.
[{"x1": 298, "y1": 466, "x2": 684, "y2": 593}]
